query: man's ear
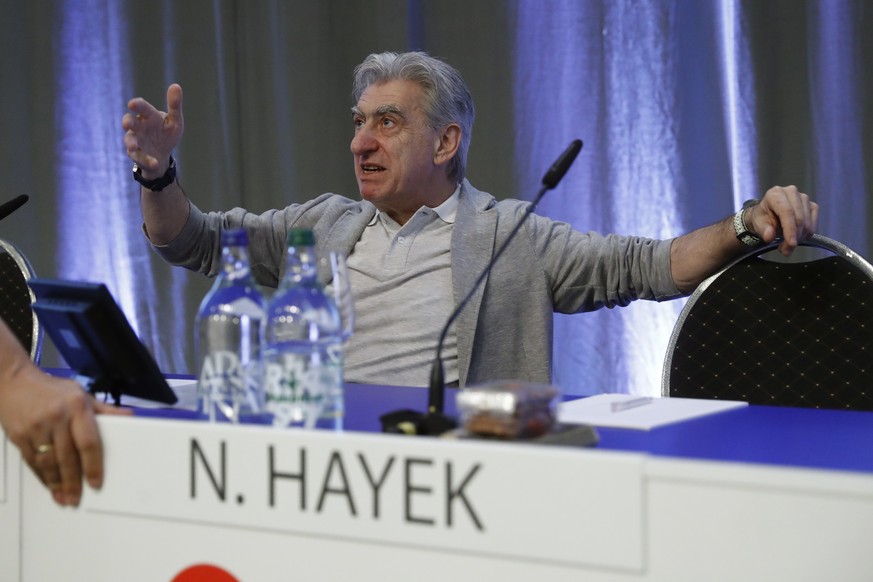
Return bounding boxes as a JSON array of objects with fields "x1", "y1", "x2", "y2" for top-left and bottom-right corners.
[{"x1": 433, "y1": 123, "x2": 461, "y2": 166}]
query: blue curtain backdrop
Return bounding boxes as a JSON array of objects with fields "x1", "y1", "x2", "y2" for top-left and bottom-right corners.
[{"x1": 1, "y1": 0, "x2": 870, "y2": 396}]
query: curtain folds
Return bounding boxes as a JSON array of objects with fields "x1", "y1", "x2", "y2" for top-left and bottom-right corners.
[{"x1": 1, "y1": 0, "x2": 869, "y2": 396}]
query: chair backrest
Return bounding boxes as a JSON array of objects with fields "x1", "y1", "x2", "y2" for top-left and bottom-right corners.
[
  {"x1": 662, "y1": 234, "x2": 873, "y2": 411},
  {"x1": 0, "y1": 239, "x2": 42, "y2": 363}
]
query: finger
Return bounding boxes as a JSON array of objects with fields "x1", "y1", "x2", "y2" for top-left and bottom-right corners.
[
  {"x1": 123, "y1": 131, "x2": 140, "y2": 154},
  {"x1": 783, "y1": 189, "x2": 805, "y2": 248},
  {"x1": 70, "y1": 399, "x2": 106, "y2": 491},
  {"x1": 126, "y1": 96, "x2": 160, "y2": 118},
  {"x1": 93, "y1": 401, "x2": 133, "y2": 416},
  {"x1": 124, "y1": 135, "x2": 160, "y2": 169},
  {"x1": 787, "y1": 189, "x2": 820, "y2": 249},
  {"x1": 124, "y1": 143, "x2": 160, "y2": 172},
  {"x1": 124, "y1": 136, "x2": 159, "y2": 170},
  {"x1": 775, "y1": 185, "x2": 798, "y2": 234},
  {"x1": 748, "y1": 195, "x2": 779, "y2": 244},
  {"x1": 762, "y1": 186, "x2": 798, "y2": 254},
  {"x1": 796, "y1": 192, "x2": 810, "y2": 230},
  {"x1": 167, "y1": 83, "x2": 183, "y2": 118},
  {"x1": 121, "y1": 110, "x2": 150, "y2": 132},
  {"x1": 809, "y1": 201, "x2": 820, "y2": 232},
  {"x1": 25, "y1": 455, "x2": 66, "y2": 506},
  {"x1": 799, "y1": 193, "x2": 817, "y2": 235},
  {"x1": 33, "y1": 440, "x2": 63, "y2": 497},
  {"x1": 51, "y1": 423, "x2": 84, "y2": 506},
  {"x1": 121, "y1": 112, "x2": 136, "y2": 132},
  {"x1": 774, "y1": 186, "x2": 818, "y2": 256},
  {"x1": 6, "y1": 401, "x2": 60, "y2": 492}
]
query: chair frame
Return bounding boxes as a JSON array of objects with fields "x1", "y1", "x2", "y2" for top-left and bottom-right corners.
[
  {"x1": 0, "y1": 238, "x2": 42, "y2": 362},
  {"x1": 661, "y1": 234, "x2": 873, "y2": 398}
]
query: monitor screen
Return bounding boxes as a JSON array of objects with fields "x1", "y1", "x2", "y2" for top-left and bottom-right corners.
[{"x1": 29, "y1": 278, "x2": 178, "y2": 406}]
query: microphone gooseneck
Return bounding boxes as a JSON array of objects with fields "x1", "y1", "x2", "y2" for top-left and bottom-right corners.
[
  {"x1": 428, "y1": 139, "x2": 583, "y2": 415},
  {"x1": 380, "y1": 139, "x2": 583, "y2": 436},
  {"x1": 0, "y1": 194, "x2": 29, "y2": 222}
]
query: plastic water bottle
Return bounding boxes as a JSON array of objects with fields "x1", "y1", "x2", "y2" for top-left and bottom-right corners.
[
  {"x1": 264, "y1": 228, "x2": 344, "y2": 430},
  {"x1": 195, "y1": 228, "x2": 266, "y2": 423}
]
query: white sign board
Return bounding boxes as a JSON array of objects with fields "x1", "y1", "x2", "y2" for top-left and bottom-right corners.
[{"x1": 79, "y1": 416, "x2": 644, "y2": 576}]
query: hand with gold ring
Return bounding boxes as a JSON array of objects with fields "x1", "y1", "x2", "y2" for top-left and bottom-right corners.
[
  {"x1": 32, "y1": 439, "x2": 65, "y2": 500},
  {"x1": 0, "y1": 320, "x2": 132, "y2": 506}
]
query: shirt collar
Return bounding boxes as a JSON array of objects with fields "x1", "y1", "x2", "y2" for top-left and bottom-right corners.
[
  {"x1": 430, "y1": 184, "x2": 460, "y2": 224},
  {"x1": 366, "y1": 184, "x2": 461, "y2": 226}
]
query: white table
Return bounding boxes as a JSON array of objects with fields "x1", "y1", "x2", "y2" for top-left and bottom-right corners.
[{"x1": 3, "y1": 405, "x2": 873, "y2": 581}]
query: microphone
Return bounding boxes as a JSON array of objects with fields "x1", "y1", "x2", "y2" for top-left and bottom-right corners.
[
  {"x1": 0, "y1": 194, "x2": 28, "y2": 221},
  {"x1": 380, "y1": 139, "x2": 584, "y2": 436}
]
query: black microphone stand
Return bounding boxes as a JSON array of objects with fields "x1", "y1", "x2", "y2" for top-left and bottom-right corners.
[{"x1": 381, "y1": 139, "x2": 584, "y2": 436}]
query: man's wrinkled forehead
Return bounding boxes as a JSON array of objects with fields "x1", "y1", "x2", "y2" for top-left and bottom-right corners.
[
  {"x1": 351, "y1": 102, "x2": 406, "y2": 120},
  {"x1": 352, "y1": 80, "x2": 425, "y2": 114}
]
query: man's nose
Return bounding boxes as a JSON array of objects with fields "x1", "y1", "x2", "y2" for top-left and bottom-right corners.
[{"x1": 351, "y1": 126, "x2": 376, "y2": 155}]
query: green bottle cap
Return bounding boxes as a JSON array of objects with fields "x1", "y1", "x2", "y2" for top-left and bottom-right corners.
[{"x1": 286, "y1": 228, "x2": 315, "y2": 247}]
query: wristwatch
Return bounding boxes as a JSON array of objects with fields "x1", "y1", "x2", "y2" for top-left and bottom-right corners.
[
  {"x1": 133, "y1": 156, "x2": 176, "y2": 192},
  {"x1": 733, "y1": 198, "x2": 762, "y2": 247}
]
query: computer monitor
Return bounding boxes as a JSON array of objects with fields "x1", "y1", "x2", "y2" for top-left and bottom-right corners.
[{"x1": 29, "y1": 278, "x2": 178, "y2": 406}]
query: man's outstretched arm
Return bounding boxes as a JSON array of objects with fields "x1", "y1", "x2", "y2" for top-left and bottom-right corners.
[{"x1": 671, "y1": 185, "x2": 818, "y2": 294}]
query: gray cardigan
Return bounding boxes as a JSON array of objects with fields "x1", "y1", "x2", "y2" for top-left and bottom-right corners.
[{"x1": 154, "y1": 180, "x2": 681, "y2": 386}]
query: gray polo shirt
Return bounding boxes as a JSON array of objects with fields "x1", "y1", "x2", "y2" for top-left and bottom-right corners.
[
  {"x1": 344, "y1": 189, "x2": 459, "y2": 387},
  {"x1": 151, "y1": 180, "x2": 680, "y2": 388}
]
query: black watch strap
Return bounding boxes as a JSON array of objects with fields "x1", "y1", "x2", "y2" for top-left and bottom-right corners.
[{"x1": 133, "y1": 156, "x2": 176, "y2": 192}]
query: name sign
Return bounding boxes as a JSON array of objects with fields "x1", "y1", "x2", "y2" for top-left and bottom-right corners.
[{"x1": 88, "y1": 416, "x2": 644, "y2": 570}]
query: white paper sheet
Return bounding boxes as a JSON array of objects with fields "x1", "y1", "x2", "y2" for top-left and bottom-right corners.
[{"x1": 558, "y1": 393, "x2": 747, "y2": 430}]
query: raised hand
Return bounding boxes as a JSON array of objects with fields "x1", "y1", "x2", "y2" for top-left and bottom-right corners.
[{"x1": 122, "y1": 83, "x2": 184, "y2": 178}]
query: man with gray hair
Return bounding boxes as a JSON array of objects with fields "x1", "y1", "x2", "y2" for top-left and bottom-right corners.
[{"x1": 123, "y1": 51, "x2": 817, "y2": 388}]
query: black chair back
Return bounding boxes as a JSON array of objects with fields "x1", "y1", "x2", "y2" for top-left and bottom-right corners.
[
  {"x1": 0, "y1": 239, "x2": 42, "y2": 363},
  {"x1": 662, "y1": 234, "x2": 873, "y2": 411}
]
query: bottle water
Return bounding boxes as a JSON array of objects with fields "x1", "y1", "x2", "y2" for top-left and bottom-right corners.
[
  {"x1": 264, "y1": 228, "x2": 344, "y2": 430},
  {"x1": 196, "y1": 228, "x2": 265, "y2": 423}
]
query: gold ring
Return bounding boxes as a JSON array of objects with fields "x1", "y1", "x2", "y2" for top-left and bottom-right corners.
[{"x1": 36, "y1": 443, "x2": 53, "y2": 455}]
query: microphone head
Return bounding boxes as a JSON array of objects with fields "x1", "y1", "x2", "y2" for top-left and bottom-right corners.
[
  {"x1": 541, "y1": 139, "x2": 583, "y2": 190},
  {"x1": 0, "y1": 194, "x2": 29, "y2": 221}
]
